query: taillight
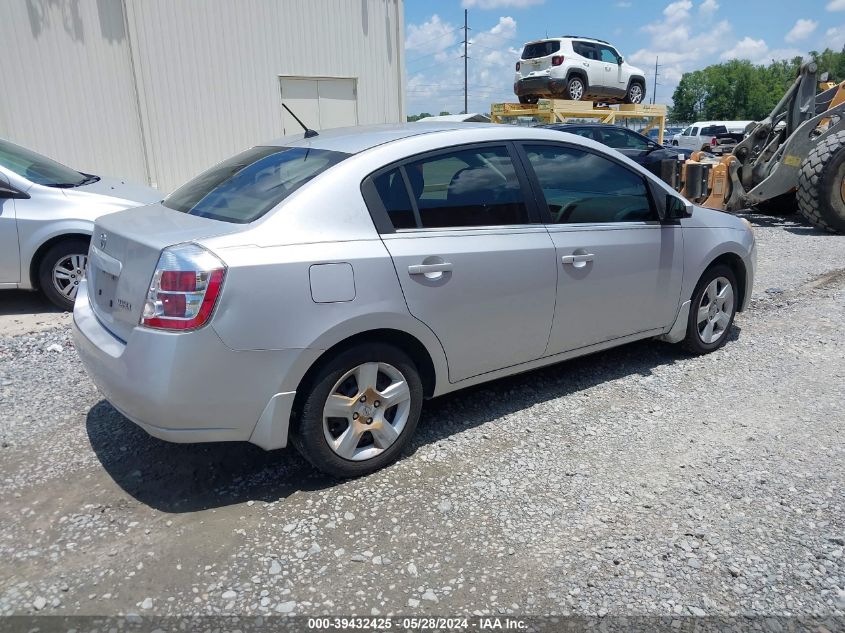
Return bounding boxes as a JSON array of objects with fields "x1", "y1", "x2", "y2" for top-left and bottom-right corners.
[
  {"x1": 515, "y1": 61, "x2": 521, "y2": 71},
  {"x1": 141, "y1": 243, "x2": 226, "y2": 331},
  {"x1": 710, "y1": 137, "x2": 718, "y2": 147},
  {"x1": 551, "y1": 55, "x2": 564, "y2": 66}
]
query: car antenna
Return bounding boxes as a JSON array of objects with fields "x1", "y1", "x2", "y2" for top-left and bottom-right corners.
[{"x1": 282, "y1": 103, "x2": 319, "y2": 138}]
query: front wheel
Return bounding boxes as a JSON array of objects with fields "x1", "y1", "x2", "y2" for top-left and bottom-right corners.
[
  {"x1": 682, "y1": 265, "x2": 738, "y2": 355},
  {"x1": 292, "y1": 343, "x2": 423, "y2": 478},
  {"x1": 625, "y1": 82, "x2": 645, "y2": 104},
  {"x1": 38, "y1": 238, "x2": 90, "y2": 311}
]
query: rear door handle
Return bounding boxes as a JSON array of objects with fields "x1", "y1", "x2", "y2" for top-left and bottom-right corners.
[
  {"x1": 561, "y1": 253, "x2": 595, "y2": 265},
  {"x1": 408, "y1": 262, "x2": 453, "y2": 275}
]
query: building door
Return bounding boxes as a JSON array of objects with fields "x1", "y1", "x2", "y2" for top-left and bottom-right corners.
[{"x1": 279, "y1": 77, "x2": 358, "y2": 133}]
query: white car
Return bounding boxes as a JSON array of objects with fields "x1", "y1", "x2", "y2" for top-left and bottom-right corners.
[
  {"x1": 0, "y1": 138, "x2": 161, "y2": 310},
  {"x1": 514, "y1": 36, "x2": 646, "y2": 105}
]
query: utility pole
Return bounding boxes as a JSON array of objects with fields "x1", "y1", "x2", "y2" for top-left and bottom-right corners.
[
  {"x1": 463, "y1": 9, "x2": 468, "y2": 114},
  {"x1": 652, "y1": 56, "x2": 659, "y2": 104}
]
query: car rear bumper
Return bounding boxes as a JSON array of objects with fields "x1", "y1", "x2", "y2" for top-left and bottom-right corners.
[
  {"x1": 514, "y1": 76, "x2": 566, "y2": 97},
  {"x1": 72, "y1": 280, "x2": 309, "y2": 449}
]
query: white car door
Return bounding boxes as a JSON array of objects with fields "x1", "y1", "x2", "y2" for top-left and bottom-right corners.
[
  {"x1": 683, "y1": 126, "x2": 700, "y2": 150},
  {"x1": 0, "y1": 172, "x2": 21, "y2": 284},
  {"x1": 571, "y1": 41, "x2": 604, "y2": 94},
  {"x1": 597, "y1": 44, "x2": 628, "y2": 98}
]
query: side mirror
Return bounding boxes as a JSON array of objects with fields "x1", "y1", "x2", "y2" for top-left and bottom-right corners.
[
  {"x1": 617, "y1": 57, "x2": 624, "y2": 64},
  {"x1": 665, "y1": 194, "x2": 693, "y2": 220},
  {"x1": 0, "y1": 185, "x2": 29, "y2": 199}
]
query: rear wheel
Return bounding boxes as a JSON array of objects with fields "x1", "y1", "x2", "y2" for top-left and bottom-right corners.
[
  {"x1": 292, "y1": 343, "x2": 423, "y2": 478},
  {"x1": 566, "y1": 77, "x2": 586, "y2": 101},
  {"x1": 681, "y1": 265, "x2": 738, "y2": 355},
  {"x1": 797, "y1": 130, "x2": 845, "y2": 233},
  {"x1": 625, "y1": 82, "x2": 645, "y2": 105},
  {"x1": 518, "y1": 95, "x2": 539, "y2": 105},
  {"x1": 38, "y1": 238, "x2": 89, "y2": 311}
]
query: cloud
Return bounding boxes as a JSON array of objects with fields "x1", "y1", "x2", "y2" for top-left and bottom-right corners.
[
  {"x1": 663, "y1": 0, "x2": 693, "y2": 23},
  {"x1": 721, "y1": 37, "x2": 803, "y2": 64},
  {"x1": 406, "y1": 15, "x2": 521, "y2": 114},
  {"x1": 699, "y1": 0, "x2": 719, "y2": 15},
  {"x1": 405, "y1": 14, "x2": 458, "y2": 53},
  {"x1": 615, "y1": 1, "x2": 632, "y2": 7},
  {"x1": 827, "y1": 0, "x2": 845, "y2": 10},
  {"x1": 785, "y1": 18, "x2": 818, "y2": 43},
  {"x1": 461, "y1": 0, "x2": 543, "y2": 8},
  {"x1": 823, "y1": 24, "x2": 845, "y2": 48}
]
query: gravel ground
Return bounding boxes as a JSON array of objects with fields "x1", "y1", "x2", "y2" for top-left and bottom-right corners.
[{"x1": 0, "y1": 212, "x2": 843, "y2": 619}]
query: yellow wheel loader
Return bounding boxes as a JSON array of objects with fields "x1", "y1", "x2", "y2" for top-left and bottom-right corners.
[{"x1": 672, "y1": 62, "x2": 845, "y2": 234}]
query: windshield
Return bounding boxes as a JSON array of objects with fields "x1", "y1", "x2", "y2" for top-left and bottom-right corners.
[
  {"x1": 0, "y1": 138, "x2": 90, "y2": 187},
  {"x1": 163, "y1": 146, "x2": 349, "y2": 224}
]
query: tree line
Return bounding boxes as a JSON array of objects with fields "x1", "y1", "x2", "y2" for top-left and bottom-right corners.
[{"x1": 670, "y1": 47, "x2": 845, "y2": 123}]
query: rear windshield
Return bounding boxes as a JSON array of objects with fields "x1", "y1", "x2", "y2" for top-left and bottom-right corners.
[
  {"x1": 163, "y1": 146, "x2": 349, "y2": 224},
  {"x1": 701, "y1": 125, "x2": 728, "y2": 135},
  {"x1": 521, "y1": 40, "x2": 560, "y2": 59}
]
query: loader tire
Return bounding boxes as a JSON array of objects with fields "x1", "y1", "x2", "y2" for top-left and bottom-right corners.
[{"x1": 796, "y1": 130, "x2": 845, "y2": 234}]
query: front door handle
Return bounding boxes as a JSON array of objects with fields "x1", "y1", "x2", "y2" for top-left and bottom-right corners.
[
  {"x1": 408, "y1": 262, "x2": 453, "y2": 275},
  {"x1": 561, "y1": 253, "x2": 595, "y2": 265}
]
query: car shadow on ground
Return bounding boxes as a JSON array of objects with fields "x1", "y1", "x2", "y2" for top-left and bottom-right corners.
[
  {"x1": 738, "y1": 211, "x2": 833, "y2": 236},
  {"x1": 0, "y1": 290, "x2": 61, "y2": 316},
  {"x1": 86, "y1": 327, "x2": 740, "y2": 514}
]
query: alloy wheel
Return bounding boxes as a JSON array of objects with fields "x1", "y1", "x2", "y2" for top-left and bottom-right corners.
[
  {"x1": 629, "y1": 84, "x2": 644, "y2": 104},
  {"x1": 52, "y1": 254, "x2": 88, "y2": 302},
  {"x1": 322, "y1": 362, "x2": 412, "y2": 461},
  {"x1": 568, "y1": 80, "x2": 584, "y2": 101},
  {"x1": 696, "y1": 276, "x2": 734, "y2": 344}
]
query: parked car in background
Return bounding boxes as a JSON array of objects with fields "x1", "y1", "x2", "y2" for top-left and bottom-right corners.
[
  {"x1": 0, "y1": 139, "x2": 161, "y2": 309},
  {"x1": 542, "y1": 123, "x2": 693, "y2": 174},
  {"x1": 74, "y1": 123, "x2": 755, "y2": 478},
  {"x1": 671, "y1": 122, "x2": 746, "y2": 152},
  {"x1": 514, "y1": 36, "x2": 646, "y2": 105}
]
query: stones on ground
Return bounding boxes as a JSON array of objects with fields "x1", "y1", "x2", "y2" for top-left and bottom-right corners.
[
  {"x1": 140, "y1": 598, "x2": 153, "y2": 610},
  {"x1": 32, "y1": 597, "x2": 47, "y2": 611},
  {"x1": 275, "y1": 601, "x2": 296, "y2": 613},
  {"x1": 269, "y1": 560, "x2": 282, "y2": 575},
  {"x1": 221, "y1": 590, "x2": 237, "y2": 600}
]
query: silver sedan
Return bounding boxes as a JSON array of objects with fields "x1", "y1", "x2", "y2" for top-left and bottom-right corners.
[
  {"x1": 73, "y1": 123, "x2": 755, "y2": 478},
  {"x1": 0, "y1": 139, "x2": 161, "y2": 309}
]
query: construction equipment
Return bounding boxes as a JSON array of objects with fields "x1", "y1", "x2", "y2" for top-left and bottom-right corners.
[{"x1": 680, "y1": 62, "x2": 845, "y2": 233}]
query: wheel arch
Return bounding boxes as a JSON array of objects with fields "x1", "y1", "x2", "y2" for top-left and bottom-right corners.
[
  {"x1": 703, "y1": 252, "x2": 747, "y2": 312},
  {"x1": 565, "y1": 68, "x2": 589, "y2": 90},
  {"x1": 291, "y1": 328, "x2": 440, "y2": 429},
  {"x1": 28, "y1": 232, "x2": 91, "y2": 290},
  {"x1": 627, "y1": 74, "x2": 646, "y2": 92}
]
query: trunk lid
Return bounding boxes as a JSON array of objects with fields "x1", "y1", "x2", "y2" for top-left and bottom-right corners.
[
  {"x1": 518, "y1": 40, "x2": 560, "y2": 79},
  {"x1": 86, "y1": 203, "x2": 242, "y2": 341}
]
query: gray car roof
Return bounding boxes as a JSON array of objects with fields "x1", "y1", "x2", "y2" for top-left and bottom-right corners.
[{"x1": 262, "y1": 122, "x2": 493, "y2": 154}]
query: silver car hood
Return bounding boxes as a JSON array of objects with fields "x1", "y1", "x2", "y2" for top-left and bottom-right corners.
[{"x1": 68, "y1": 176, "x2": 162, "y2": 206}]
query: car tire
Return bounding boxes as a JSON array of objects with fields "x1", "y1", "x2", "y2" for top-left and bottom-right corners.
[
  {"x1": 624, "y1": 82, "x2": 645, "y2": 104},
  {"x1": 291, "y1": 343, "x2": 423, "y2": 478},
  {"x1": 37, "y1": 238, "x2": 90, "y2": 311},
  {"x1": 565, "y1": 76, "x2": 586, "y2": 101},
  {"x1": 518, "y1": 95, "x2": 539, "y2": 105},
  {"x1": 681, "y1": 264, "x2": 738, "y2": 355},
  {"x1": 796, "y1": 129, "x2": 845, "y2": 233}
]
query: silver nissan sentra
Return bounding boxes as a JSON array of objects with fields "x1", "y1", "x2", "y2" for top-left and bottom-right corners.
[{"x1": 73, "y1": 123, "x2": 755, "y2": 477}]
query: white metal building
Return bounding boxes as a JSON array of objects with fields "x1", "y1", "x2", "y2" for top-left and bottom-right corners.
[{"x1": 0, "y1": 0, "x2": 405, "y2": 192}]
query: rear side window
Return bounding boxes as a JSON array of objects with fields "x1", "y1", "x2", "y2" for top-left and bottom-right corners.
[
  {"x1": 523, "y1": 144, "x2": 655, "y2": 224},
  {"x1": 373, "y1": 146, "x2": 530, "y2": 229},
  {"x1": 372, "y1": 169, "x2": 417, "y2": 229},
  {"x1": 164, "y1": 146, "x2": 348, "y2": 224},
  {"x1": 521, "y1": 40, "x2": 560, "y2": 59},
  {"x1": 572, "y1": 41, "x2": 598, "y2": 60},
  {"x1": 598, "y1": 128, "x2": 649, "y2": 150}
]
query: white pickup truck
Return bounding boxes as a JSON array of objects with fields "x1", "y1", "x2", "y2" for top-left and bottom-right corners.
[{"x1": 671, "y1": 121, "x2": 752, "y2": 152}]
